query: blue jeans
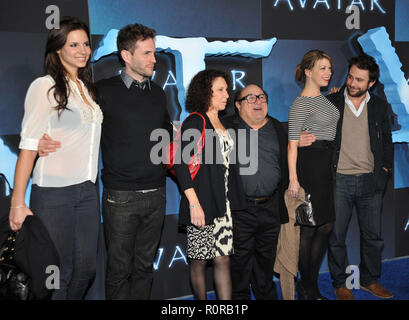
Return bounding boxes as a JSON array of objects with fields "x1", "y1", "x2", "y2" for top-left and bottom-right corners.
[
  {"x1": 30, "y1": 181, "x2": 100, "y2": 300},
  {"x1": 102, "y1": 187, "x2": 166, "y2": 300},
  {"x1": 327, "y1": 173, "x2": 384, "y2": 288}
]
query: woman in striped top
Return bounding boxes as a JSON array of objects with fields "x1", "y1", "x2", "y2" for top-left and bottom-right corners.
[{"x1": 287, "y1": 50, "x2": 340, "y2": 300}]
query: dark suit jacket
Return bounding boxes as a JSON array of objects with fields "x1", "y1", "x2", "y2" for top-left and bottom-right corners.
[
  {"x1": 174, "y1": 112, "x2": 247, "y2": 227},
  {"x1": 327, "y1": 88, "x2": 393, "y2": 191},
  {"x1": 222, "y1": 114, "x2": 289, "y2": 224}
]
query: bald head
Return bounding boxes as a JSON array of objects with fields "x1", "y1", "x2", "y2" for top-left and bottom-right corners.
[{"x1": 235, "y1": 84, "x2": 269, "y2": 129}]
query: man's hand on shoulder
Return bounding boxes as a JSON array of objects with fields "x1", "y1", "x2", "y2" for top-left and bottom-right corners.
[
  {"x1": 38, "y1": 134, "x2": 61, "y2": 157},
  {"x1": 298, "y1": 131, "x2": 316, "y2": 147},
  {"x1": 328, "y1": 86, "x2": 341, "y2": 95}
]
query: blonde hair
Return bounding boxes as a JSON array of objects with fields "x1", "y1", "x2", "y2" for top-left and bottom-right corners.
[{"x1": 295, "y1": 49, "x2": 333, "y2": 83}]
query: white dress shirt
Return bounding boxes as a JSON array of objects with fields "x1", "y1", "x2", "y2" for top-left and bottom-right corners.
[
  {"x1": 19, "y1": 75, "x2": 103, "y2": 187},
  {"x1": 344, "y1": 88, "x2": 371, "y2": 117}
]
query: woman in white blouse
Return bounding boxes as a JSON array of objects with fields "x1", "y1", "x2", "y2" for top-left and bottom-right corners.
[{"x1": 9, "y1": 17, "x2": 103, "y2": 300}]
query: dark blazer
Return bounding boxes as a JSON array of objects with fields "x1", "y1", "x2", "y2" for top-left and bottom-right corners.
[
  {"x1": 174, "y1": 112, "x2": 247, "y2": 227},
  {"x1": 222, "y1": 113, "x2": 289, "y2": 224},
  {"x1": 327, "y1": 88, "x2": 393, "y2": 191}
]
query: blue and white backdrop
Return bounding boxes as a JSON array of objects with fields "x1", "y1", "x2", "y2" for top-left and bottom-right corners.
[{"x1": 0, "y1": 0, "x2": 408, "y2": 299}]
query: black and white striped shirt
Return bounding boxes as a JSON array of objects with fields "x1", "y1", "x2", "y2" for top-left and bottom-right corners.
[{"x1": 288, "y1": 95, "x2": 339, "y2": 141}]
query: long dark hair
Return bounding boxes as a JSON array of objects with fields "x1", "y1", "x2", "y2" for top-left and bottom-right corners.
[{"x1": 44, "y1": 16, "x2": 97, "y2": 115}]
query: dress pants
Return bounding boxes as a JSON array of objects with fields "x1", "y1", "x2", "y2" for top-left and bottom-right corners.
[{"x1": 231, "y1": 191, "x2": 281, "y2": 300}]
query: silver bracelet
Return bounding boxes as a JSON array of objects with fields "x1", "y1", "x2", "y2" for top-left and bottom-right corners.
[{"x1": 189, "y1": 203, "x2": 201, "y2": 209}]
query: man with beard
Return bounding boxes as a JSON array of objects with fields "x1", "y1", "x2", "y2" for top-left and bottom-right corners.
[{"x1": 300, "y1": 54, "x2": 393, "y2": 300}]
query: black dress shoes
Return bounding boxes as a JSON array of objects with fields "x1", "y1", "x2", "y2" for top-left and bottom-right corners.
[
  {"x1": 296, "y1": 281, "x2": 329, "y2": 300},
  {"x1": 316, "y1": 293, "x2": 329, "y2": 300},
  {"x1": 296, "y1": 281, "x2": 313, "y2": 300}
]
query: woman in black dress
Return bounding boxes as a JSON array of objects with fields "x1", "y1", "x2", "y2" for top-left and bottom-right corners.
[{"x1": 287, "y1": 50, "x2": 340, "y2": 300}]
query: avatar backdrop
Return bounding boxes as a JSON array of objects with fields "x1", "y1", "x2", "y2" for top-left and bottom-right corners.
[{"x1": 0, "y1": 0, "x2": 408, "y2": 299}]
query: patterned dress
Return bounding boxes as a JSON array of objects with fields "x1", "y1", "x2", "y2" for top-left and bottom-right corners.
[{"x1": 186, "y1": 129, "x2": 234, "y2": 259}]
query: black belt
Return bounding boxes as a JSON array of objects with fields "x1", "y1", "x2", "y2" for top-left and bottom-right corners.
[
  {"x1": 246, "y1": 194, "x2": 274, "y2": 205},
  {"x1": 303, "y1": 140, "x2": 335, "y2": 149}
]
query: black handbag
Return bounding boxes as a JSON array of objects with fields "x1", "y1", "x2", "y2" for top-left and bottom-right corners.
[
  {"x1": 0, "y1": 173, "x2": 33, "y2": 300},
  {"x1": 294, "y1": 193, "x2": 317, "y2": 226},
  {"x1": 0, "y1": 231, "x2": 33, "y2": 300}
]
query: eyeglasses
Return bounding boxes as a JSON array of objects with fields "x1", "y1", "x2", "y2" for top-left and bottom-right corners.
[{"x1": 237, "y1": 94, "x2": 267, "y2": 104}]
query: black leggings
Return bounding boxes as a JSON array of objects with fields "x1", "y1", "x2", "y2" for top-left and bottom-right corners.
[
  {"x1": 189, "y1": 256, "x2": 231, "y2": 300},
  {"x1": 298, "y1": 222, "x2": 333, "y2": 298}
]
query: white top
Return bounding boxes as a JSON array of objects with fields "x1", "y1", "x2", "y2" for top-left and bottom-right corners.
[
  {"x1": 344, "y1": 88, "x2": 371, "y2": 117},
  {"x1": 19, "y1": 75, "x2": 103, "y2": 187},
  {"x1": 216, "y1": 129, "x2": 234, "y2": 215}
]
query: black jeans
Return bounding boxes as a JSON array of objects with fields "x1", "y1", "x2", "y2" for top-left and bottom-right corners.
[
  {"x1": 328, "y1": 173, "x2": 384, "y2": 288},
  {"x1": 30, "y1": 181, "x2": 100, "y2": 300},
  {"x1": 231, "y1": 191, "x2": 281, "y2": 300},
  {"x1": 102, "y1": 186, "x2": 166, "y2": 300}
]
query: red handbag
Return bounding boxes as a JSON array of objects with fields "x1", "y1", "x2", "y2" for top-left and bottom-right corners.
[{"x1": 166, "y1": 112, "x2": 206, "y2": 180}]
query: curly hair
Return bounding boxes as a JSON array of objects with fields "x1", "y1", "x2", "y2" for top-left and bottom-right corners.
[{"x1": 185, "y1": 69, "x2": 232, "y2": 113}]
